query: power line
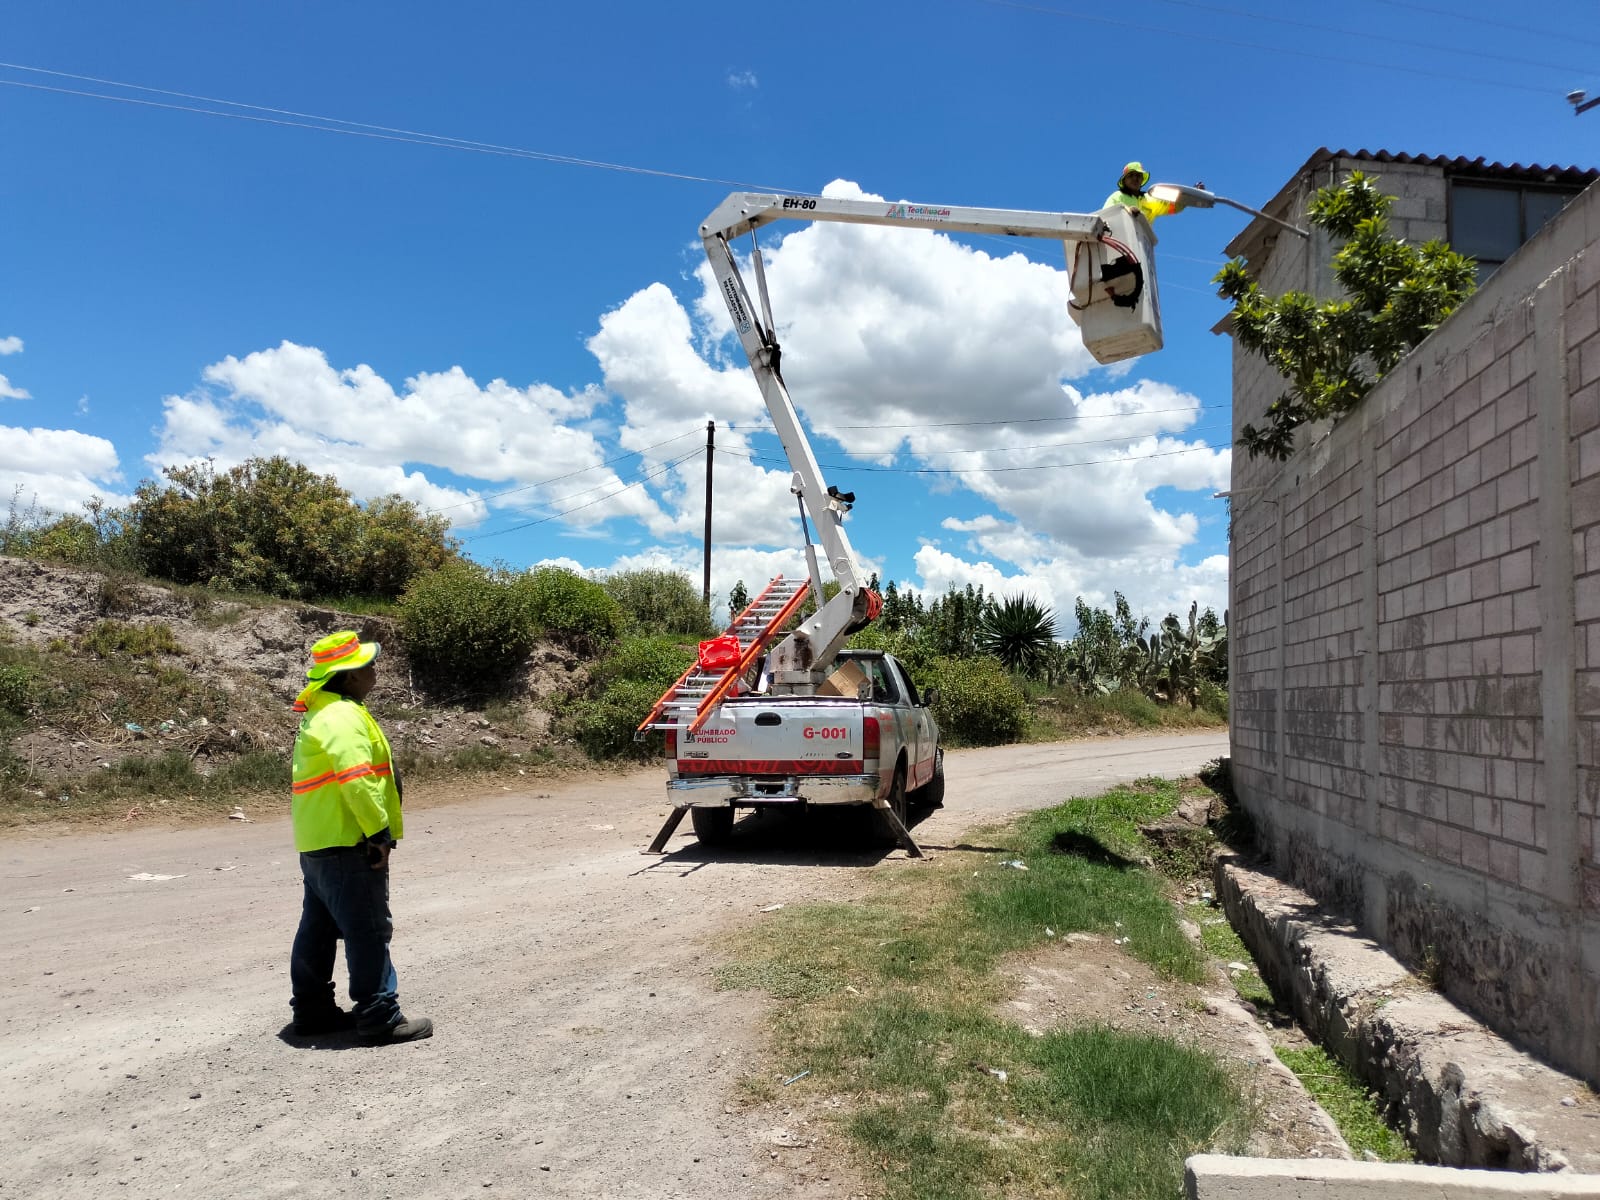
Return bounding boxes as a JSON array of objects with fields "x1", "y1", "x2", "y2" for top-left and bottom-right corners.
[
  {"x1": 828, "y1": 402, "x2": 1229, "y2": 430},
  {"x1": 423, "y1": 427, "x2": 705, "y2": 514},
  {"x1": 0, "y1": 65, "x2": 797, "y2": 192},
  {"x1": 1363, "y1": 0, "x2": 1600, "y2": 53},
  {"x1": 715, "y1": 443, "x2": 1224, "y2": 476},
  {"x1": 975, "y1": 0, "x2": 1556, "y2": 96},
  {"x1": 1138, "y1": 0, "x2": 1586, "y2": 74},
  {"x1": 466, "y1": 448, "x2": 703, "y2": 542}
]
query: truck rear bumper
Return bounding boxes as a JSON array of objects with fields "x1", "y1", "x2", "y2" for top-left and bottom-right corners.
[{"x1": 666, "y1": 774, "x2": 880, "y2": 806}]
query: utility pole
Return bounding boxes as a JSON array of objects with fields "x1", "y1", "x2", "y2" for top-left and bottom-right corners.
[{"x1": 702, "y1": 420, "x2": 714, "y2": 608}]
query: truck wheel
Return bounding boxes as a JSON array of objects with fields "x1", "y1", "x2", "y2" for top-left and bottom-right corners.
[
  {"x1": 914, "y1": 747, "x2": 946, "y2": 809},
  {"x1": 691, "y1": 806, "x2": 734, "y2": 846},
  {"x1": 877, "y1": 764, "x2": 909, "y2": 844}
]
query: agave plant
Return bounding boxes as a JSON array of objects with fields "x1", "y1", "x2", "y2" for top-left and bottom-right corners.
[{"x1": 978, "y1": 594, "x2": 1057, "y2": 676}]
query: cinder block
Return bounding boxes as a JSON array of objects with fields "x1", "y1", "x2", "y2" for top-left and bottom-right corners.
[
  {"x1": 1501, "y1": 633, "x2": 1535, "y2": 674},
  {"x1": 1520, "y1": 846, "x2": 1547, "y2": 894},
  {"x1": 1460, "y1": 829, "x2": 1491, "y2": 871},
  {"x1": 1490, "y1": 836, "x2": 1521, "y2": 883},
  {"x1": 1500, "y1": 547, "x2": 1534, "y2": 591},
  {"x1": 1503, "y1": 799, "x2": 1536, "y2": 845}
]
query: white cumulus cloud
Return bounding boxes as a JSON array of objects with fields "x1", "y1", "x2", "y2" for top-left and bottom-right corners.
[
  {"x1": 0, "y1": 336, "x2": 23, "y2": 355},
  {"x1": 0, "y1": 425, "x2": 127, "y2": 514},
  {"x1": 151, "y1": 341, "x2": 657, "y2": 531}
]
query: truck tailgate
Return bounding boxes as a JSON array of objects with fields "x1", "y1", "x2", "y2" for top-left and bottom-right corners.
[{"x1": 675, "y1": 700, "x2": 865, "y2": 774}]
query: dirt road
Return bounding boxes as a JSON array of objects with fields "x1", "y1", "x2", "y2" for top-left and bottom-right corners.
[{"x1": 0, "y1": 732, "x2": 1226, "y2": 1199}]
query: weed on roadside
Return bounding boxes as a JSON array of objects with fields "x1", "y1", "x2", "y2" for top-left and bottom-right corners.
[
  {"x1": 1274, "y1": 1046, "x2": 1412, "y2": 1162},
  {"x1": 1192, "y1": 905, "x2": 1275, "y2": 1008}
]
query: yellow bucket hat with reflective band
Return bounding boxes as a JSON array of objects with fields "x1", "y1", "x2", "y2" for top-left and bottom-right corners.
[
  {"x1": 1120, "y1": 161, "x2": 1150, "y2": 189},
  {"x1": 293, "y1": 630, "x2": 381, "y2": 711}
]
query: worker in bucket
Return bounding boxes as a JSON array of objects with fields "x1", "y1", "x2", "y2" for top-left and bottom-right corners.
[
  {"x1": 1103, "y1": 162, "x2": 1179, "y2": 221},
  {"x1": 287, "y1": 630, "x2": 432, "y2": 1044}
]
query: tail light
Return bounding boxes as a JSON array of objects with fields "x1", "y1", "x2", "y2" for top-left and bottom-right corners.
[
  {"x1": 862, "y1": 716, "x2": 880, "y2": 761},
  {"x1": 665, "y1": 730, "x2": 677, "y2": 758}
]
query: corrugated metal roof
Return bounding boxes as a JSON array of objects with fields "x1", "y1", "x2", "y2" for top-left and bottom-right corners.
[
  {"x1": 1314, "y1": 148, "x2": 1598, "y2": 186},
  {"x1": 1222, "y1": 148, "x2": 1598, "y2": 262}
]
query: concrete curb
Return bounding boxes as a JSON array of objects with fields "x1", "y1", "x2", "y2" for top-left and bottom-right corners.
[
  {"x1": 1187, "y1": 1154, "x2": 1600, "y2": 1199},
  {"x1": 1214, "y1": 853, "x2": 1600, "y2": 1172}
]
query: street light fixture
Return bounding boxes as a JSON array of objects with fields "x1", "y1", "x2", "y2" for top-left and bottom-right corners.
[
  {"x1": 1147, "y1": 182, "x2": 1311, "y2": 239},
  {"x1": 1569, "y1": 89, "x2": 1600, "y2": 116}
]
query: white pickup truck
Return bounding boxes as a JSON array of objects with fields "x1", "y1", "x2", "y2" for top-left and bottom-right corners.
[{"x1": 663, "y1": 650, "x2": 943, "y2": 847}]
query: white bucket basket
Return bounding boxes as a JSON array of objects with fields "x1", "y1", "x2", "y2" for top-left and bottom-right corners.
[{"x1": 1067, "y1": 205, "x2": 1163, "y2": 365}]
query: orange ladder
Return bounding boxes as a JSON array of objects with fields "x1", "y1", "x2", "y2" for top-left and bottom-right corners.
[{"x1": 635, "y1": 575, "x2": 811, "y2": 738}]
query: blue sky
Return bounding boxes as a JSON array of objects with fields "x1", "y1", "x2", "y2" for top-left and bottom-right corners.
[{"x1": 3, "y1": 0, "x2": 1596, "y2": 625}]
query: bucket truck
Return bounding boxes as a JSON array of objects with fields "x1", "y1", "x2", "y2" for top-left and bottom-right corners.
[{"x1": 640, "y1": 190, "x2": 1164, "y2": 855}]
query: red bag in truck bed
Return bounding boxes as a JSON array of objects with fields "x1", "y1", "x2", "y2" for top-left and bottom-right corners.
[{"x1": 697, "y1": 634, "x2": 741, "y2": 671}]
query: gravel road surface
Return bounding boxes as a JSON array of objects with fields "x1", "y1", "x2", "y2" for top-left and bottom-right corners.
[{"x1": 0, "y1": 732, "x2": 1226, "y2": 1199}]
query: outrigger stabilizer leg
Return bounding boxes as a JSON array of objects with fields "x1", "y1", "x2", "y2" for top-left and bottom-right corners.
[
  {"x1": 644, "y1": 806, "x2": 689, "y2": 854},
  {"x1": 874, "y1": 800, "x2": 926, "y2": 859}
]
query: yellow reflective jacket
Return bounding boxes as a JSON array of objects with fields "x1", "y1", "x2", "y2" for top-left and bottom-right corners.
[
  {"x1": 291, "y1": 690, "x2": 403, "y2": 853},
  {"x1": 1102, "y1": 189, "x2": 1176, "y2": 221}
]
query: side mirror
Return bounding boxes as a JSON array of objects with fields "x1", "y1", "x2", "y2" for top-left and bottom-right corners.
[{"x1": 922, "y1": 687, "x2": 939, "y2": 708}]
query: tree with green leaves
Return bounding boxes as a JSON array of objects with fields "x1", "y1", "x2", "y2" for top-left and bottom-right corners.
[
  {"x1": 1216, "y1": 171, "x2": 1477, "y2": 461},
  {"x1": 727, "y1": 579, "x2": 750, "y2": 621}
]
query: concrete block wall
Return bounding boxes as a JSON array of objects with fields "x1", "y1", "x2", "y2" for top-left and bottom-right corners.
[{"x1": 1227, "y1": 176, "x2": 1600, "y2": 1085}]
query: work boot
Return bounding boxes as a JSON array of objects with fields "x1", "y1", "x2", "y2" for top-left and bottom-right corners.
[
  {"x1": 358, "y1": 1015, "x2": 433, "y2": 1044},
  {"x1": 291, "y1": 1007, "x2": 356, "y2": 1036}
]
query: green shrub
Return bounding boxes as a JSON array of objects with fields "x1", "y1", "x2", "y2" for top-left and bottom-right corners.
[
  {"x1": 1100, "y1": 686, "x2": 1163, "y2": 728},
  {"x1": 80, "y1": 620, "x2": 183, "y2": 659},
  {"x1": 592, "y1": 635, "x2": 696, "y2": 690},
  {"x1": 921, "y1": 654, "x2": 1026, "y2": 746},
  {"x1": 399, "y1": 562, "x2": 541, "y2": 691},
  {"x1": 568, "y1": 678, "x2": 662, "y2": 760},
  {"x1": 129, "y1": 456, "x2": 457, "y2": 601},
  {"x1": 525, "y1": 566, "x2": 621, "y2": 651},
  {"x1": 603, "y1": 569, "x2": 714, "y2": 636},
  {"x1": 0, "y1": 664, "x2": 31, "y2": 718},
  {"x1": 847, "y1": 624, "x2": 935, "y2": 677},
  {"x1": 1197, "y1": 679, "x2": 1229, "y2": 720}
]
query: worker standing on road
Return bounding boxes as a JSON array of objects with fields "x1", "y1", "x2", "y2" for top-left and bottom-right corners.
[
  {"x1": 1103, "y1": 161, "x2": 1178, "y2": 221},
  {"x1": 287, "y1": 630, "x2": 432, "y2": 1044}
]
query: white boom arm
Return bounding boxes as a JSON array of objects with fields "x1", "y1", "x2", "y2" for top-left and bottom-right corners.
[{"x1": 701, "y1": 191, "x2": 1162, "y2": 691}]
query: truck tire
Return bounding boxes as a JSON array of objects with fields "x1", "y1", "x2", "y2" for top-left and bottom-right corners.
[
  {"x1": 877, "y1": 764, "x2": 909, "y2": 844},
  {"x1": 691, "y1": 805, "x2": 734, "y2": 846},
  {"x1": 913, "y1": 747, "x2": 945, "y2": 809}
]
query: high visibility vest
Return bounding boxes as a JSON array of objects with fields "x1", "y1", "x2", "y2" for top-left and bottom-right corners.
[
  {"x1": 291, "y1": 689, "x2": 403, "y2": 853},
  {"x1": 1102, "y1": 189, "x2": 1176, "y2": 221}
]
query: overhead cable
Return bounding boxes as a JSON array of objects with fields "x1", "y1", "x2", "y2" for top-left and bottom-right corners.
[
  {"x1": 976, "y1": 0, "x2": 1555, "y2": 96},
  {"x1": 423, "y1": 427, "x2": 704, "y2": 514},
  {"x1": 1137, "y1": 0, "x2": 1586, "y2": 73},
  {"x1": 466, "y1": 449, "x2": 701, "y2": 542},
  {"x1": 0, "y1": 64, "x2": 796, "y2": 191},
  {"x1": 715, "y1": 443, "x2": 1222, "y2": 476}
]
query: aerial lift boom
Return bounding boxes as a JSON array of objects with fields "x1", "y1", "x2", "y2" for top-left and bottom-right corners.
[{"x1": 699, "y1": 190, "x2": 1162, "y2": 693}]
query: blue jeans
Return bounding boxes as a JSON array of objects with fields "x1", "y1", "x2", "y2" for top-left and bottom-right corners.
[{"x1": 290, "y1": 847, "x2": 402, "y2": 1033}]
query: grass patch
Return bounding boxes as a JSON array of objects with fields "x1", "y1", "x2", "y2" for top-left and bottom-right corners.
[
  {"x1": 79, "y1": 620, "x2": 183, "y2": 658},
  {"x1": 1025, "y1": 688, "x2": 1226, "y2": 742},
  {"x1": 1192, "y1": 904, "x2": 1275, "y2": 1007},
  {"x1": 972, "y1": 778, "x2": 1209, "y2": 983},
  {"x1": 715, "y1": 782, "x2": 1248, "y2": 1199},
  {"x1": 1275, "y1": 1046, "x2": 1412, "y2": 1163}
]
